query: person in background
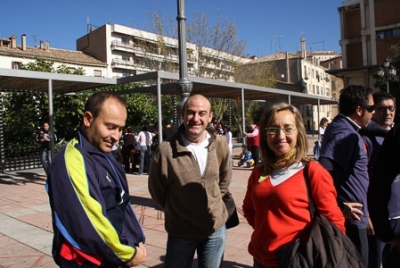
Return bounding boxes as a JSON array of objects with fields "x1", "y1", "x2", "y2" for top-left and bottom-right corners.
[
  {"x1": 135, "y1": 125, "x2": 152, "y2": 175},
  {"x1": 243, "y1": 102, "x2": 345, "y2": 268},
  {"x1": 369, "y1": 122, "x2": 400, "y2": 268},
  {"x1": 319, "y1": 85, "x2": 375, "y2": 265},
  {"x1": 224, "y1": 125, "x2": 233, "y2": 154},
  {"x1": 162, "y1": 120, "x2": 176, "y2": 141},
  {"x1": 46, "y1": 92, "x2": 146, "y2": 267},
  {"x1": 237, "y1": 144, "x2": 254, "y2": 168},
  {"x1": 244, "y1": 120, "x2": 260, "y2": 165},
  {"x1": 148, "y1": 94, "x2": 232, "y2": 268},
  {"x1": 313, "y1": 117, "x2": 329, "y2": 161},
  {"x1": 318, "y1": 117, "x2": 329, "y2": 141},
  {"x1": 361, "y1": 92, "x2": 396, "y2": 268},
  {"x1": 38, "y1": 122, "x2": 57, "y2": 176},
  {"x1": 214, "y1": 121, "x2": 224, "y2": 136},
  {"x1": 121, "y1": 126, "x2": 137, "y2": 173}
]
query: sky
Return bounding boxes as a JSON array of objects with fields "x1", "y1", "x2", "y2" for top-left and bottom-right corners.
[{"x1": 1, "y1": 0, "x2": 344, "y2": 57}]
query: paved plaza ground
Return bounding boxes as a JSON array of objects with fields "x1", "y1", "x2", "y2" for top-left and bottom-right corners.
[{"x1": 0, "y1": 135, "x2": 318, "y2": 268}]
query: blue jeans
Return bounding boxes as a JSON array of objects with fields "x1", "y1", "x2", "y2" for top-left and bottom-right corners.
[
  {"x1": 138, "y1": 145, "x2": 150, "y2": 174},
  {"x1": 165, "y1": 225, "x2": 227, "y2": 268},
  {"x1": 40, "y1": 147, "x2": 51, "y2": 175}
]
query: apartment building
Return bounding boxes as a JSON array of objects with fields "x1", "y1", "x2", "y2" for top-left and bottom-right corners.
[
  {"x1": 330, "y1": 0, "x2": 400, "y2": 89},
  {"x1": 0, "y1": 34, "x2": 107, "y2": 76},
  {"x1": 77, "y1": 23, "x2": 249, "y2": 81},
  {"x1": 243, "y1": 38, "x2": 341, "y2": 131}
]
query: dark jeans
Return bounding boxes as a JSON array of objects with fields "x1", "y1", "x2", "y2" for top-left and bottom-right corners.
[
  {"x1": 367, "y1": 234, "x2": 385, "y2": 268},
  {"x1": 382, "y1": 218, "x2": 400, "y2": 268},
  {"x1": 59, "y1": 258, "x2": 128, "y2": 268},
  {"x1": 250, "y1": 146, "x2": 259, "y2": 164},
  {"x1": 253, "y1": 258, "x2": 278, "y2": 268},
  {"x1": 40, "y1": 147, "x2": 51, "y2": 175},
  {"x1": 345, "y1": 222, "x2": 368, "y2": 266}
]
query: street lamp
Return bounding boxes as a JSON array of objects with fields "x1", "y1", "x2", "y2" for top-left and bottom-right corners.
[
  {"x1": 176, "y1": 0, "x2": 193, "y2": 125},
  {"x1": 377, "y1": 58, "x2": 397, "y2": 93}
]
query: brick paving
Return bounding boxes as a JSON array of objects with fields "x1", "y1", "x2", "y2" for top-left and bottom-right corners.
[{"x1": 0, "y1": 136, "x2": 318, "y2": 268}]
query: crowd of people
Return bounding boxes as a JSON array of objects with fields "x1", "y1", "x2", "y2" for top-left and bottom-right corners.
[{"x1": 43, "y1": 87, "x2": 400, "y2": 268}]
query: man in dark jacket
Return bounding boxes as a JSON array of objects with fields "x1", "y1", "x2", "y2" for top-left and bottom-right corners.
[
  {"x1": 46, "y1": 92, "x2": 146, "y2": 267},
  {"x1": 319, "y1": 85, "x2": 374, "y2": 265}
]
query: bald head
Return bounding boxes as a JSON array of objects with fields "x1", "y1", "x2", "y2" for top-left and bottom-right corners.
[{"x1": 181, "y1": 94, "x2": 213, "y2": 143}]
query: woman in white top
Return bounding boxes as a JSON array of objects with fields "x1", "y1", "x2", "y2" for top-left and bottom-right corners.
[
  {"x1": 224, "y1": 126, "x2": 233, "y2": 154},
  {"x1": 318, "y1": 118, "x2": 329, "y2": 142},
  {"x1": 136, "y1": 125, "x2": 152, "y2": 175}
]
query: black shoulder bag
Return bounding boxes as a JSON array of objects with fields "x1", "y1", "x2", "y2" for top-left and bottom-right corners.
[
  {"x1": 277, "y1": 162, "x2": 366, "y2": 268},
  {"x1": 215, "y1": 135, "x2": 239, "y2": 229}
]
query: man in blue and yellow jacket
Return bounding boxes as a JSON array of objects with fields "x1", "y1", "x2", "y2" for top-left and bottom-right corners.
[{"x1": 47, "y1": 92, "x2": 146, "y2": 267}]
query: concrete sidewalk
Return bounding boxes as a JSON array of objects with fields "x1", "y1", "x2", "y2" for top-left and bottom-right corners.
[{"x1": 0, "y1": 136, "x2": 317, "y2": 268}]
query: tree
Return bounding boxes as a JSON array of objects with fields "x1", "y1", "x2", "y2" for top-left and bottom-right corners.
[
  {"x1": 2, "y1": 58, "x2": 159, "y2": 157},
  {"x1": 234, "y1": 61, "x2": 278, "y2": 88},
  {"x1": 144, "y1": 10, "x2": 270, "y2": 136}
]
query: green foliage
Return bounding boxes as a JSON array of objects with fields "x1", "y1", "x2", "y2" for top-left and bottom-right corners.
[
  {"x1": 21, "y1": 58, "x2": 54, "y2": 72},
  {"x1": 2, "y1": 59, "x2": 160, "y2": 157}
]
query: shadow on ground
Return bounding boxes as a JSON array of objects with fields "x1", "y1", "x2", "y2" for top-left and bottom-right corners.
[{"x1": 0, "y1": 171, "x2": 46, "y2": 185}]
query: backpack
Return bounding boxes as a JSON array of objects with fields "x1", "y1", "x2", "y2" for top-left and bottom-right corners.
[{"x1": 277, "y1": 162, "x2": 366, "y2": 268}]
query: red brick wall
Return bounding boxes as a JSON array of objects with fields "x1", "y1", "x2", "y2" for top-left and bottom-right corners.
[{"x1": 346, "y1": 43, "x2": 363, "y2": 67}]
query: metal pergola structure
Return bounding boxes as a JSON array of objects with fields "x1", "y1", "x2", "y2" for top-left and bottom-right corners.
[
  {"x1": 0, "y1": 68, "x2": 337, "y2": 170},
  {"x1": 116, "y1": 71, "x2": 338, "y2": 142}
]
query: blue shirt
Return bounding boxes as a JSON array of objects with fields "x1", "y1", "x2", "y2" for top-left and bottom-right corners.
[{"x1": 319, "y1": 114, "x2": 369, "y2": 228}]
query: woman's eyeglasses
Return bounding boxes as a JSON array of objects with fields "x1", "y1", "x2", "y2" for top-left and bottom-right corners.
[{"x1": 265, "y1": 127, "x2": 296, "y2": 136}]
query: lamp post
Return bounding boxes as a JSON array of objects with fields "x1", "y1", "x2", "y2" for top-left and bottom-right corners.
[
  {"x1": 176, "y1": 0, "x2": 193, "y2": 125},
  {"x1": 377, "y1": 58, "x2": 397, "y2": 93}
]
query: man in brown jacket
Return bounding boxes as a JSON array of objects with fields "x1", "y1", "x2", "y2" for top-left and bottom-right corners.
[{"x1": 148, "y1": 94, "x2": 232, "y2": 268}]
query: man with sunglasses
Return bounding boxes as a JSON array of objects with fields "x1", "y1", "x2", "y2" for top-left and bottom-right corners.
[{"x1": 319, "y1": 85, "x2": 374, "y2": 265}]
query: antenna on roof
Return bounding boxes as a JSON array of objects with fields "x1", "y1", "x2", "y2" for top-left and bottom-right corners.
[
  {"x1": 270, "y1": 35, "x2": 284, "y2": 53},
  {"x1": 309, "y1": 39, "x2": 326, "y2": 51},
  {"x1": 33, "y1": 35, "x2": 38, "y2": 46}
]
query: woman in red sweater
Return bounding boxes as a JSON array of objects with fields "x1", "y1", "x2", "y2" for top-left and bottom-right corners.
[{"x1": 242, "y1": 103, "x2": 345, "y2": 268}]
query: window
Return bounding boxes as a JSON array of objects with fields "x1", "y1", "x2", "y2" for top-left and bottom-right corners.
[
  {"x1": 121, "y1": 37, "x2": 129, "y2": 44},
  {"x1": 12, "y1": 61, "x2": 22, "y2": 69},
  {"x1": 122, "y1": 56, "x2": 130, "y2": 61},
  {"x1": 122, "y1": 72, "x2": 130, "y2": 77},
  {"x1": 376, "y1": 27, "x2": 400, "y2": 40},
  {"x1": 94, "y1": 70, "x2": 102, "y2": 77}
]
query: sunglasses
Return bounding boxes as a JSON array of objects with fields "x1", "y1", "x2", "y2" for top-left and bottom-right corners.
[{"x1": 361, "y1": 105, "x2": 375, "y2": 113}]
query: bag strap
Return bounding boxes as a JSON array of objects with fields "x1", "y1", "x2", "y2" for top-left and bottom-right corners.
[{"x1": 303, "y1": 161, "x2": 317, "y2": 219}]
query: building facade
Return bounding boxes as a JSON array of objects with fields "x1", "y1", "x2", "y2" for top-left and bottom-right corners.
[
  {"x1": 244, "y1": 38, "x2": 341, "y2": 131},
  {"x1": 77, "y1": 24, "x2": 249, "y2": 81},
  {"x1": 331, "y1": 0, "x2": 400, "y2": 89},
  {"x1": 0, "y1": 34, "x2": 107, "y2": 76}
]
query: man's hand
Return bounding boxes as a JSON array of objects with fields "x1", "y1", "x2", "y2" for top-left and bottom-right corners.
[
  {"x1": 342, "y1": 202, "x2": 363, "y2": 224},
  {"x1": 366, "y1": 217, "x2": 375, "y2": 235},
  {"x1": 126, "y1": 242, "x2": 147, "y2": 267}
]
